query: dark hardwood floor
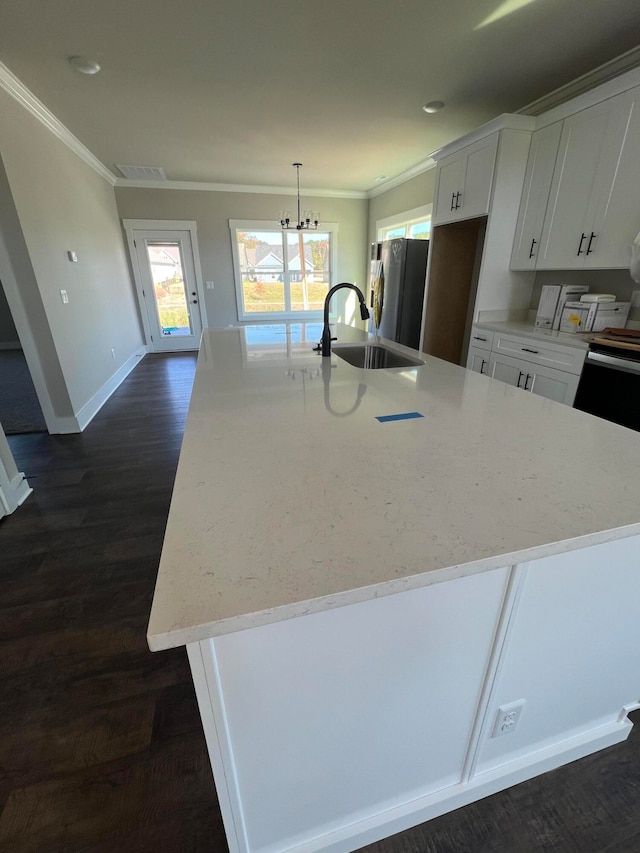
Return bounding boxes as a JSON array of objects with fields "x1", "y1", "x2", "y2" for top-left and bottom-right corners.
[{"x1": 1, "y1": 352, "x2": 639, "y2": 852}]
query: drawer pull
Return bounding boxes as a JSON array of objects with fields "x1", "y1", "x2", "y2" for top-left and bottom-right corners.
[
  {"x1": 521, "y1": 347, "x2": 539, "y2": 354},
  {"x1": 529, "y1": 238, "x2": 537, "y2": 259},
  {"x1": 473, "y1": 335, "x2": 487, "y2": 342},
  {"x1": 577, "y1": 233, "x2": 586, "y2": 256}
]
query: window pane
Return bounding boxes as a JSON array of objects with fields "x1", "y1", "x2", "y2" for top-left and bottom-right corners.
[
  {"x1": 409, "y1": 221, "x2": 431, "y2": 239},
  {"x1": 237, "y1": 231, "x2": 284, "y2": 274},
  {"x1": 242, "y1": 275, "x2": 285, "y2": 312},
  {"x1": 290, "y1": 276, "x2": 329, "y2": 311},
  {"x1": 287, "y1": 232, "x2": 331, "y2": 310},
  {"x1": 383, "y1": 226, "x2": 407, "y2": 240}
]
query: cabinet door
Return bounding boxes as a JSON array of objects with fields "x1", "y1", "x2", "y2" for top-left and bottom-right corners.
[
  {"x1": 459, "y1": 134, "x2": 499, "y2": 220},
  {"x1": 537, "y1": 94, "x2": 632, "y2": 269},
  {"x1": 510, "y1": 122, "x2": 562, "y2": 270},
  {"x1": 489, "y1": 354, "x2": 528, "y2": 389},
  {"x1": 490, "y1": 353, "x2": 580, "y2": 405},
  {"x1": 528, "y1": 364, "x2": 580, "y2": 405},
  {"x1": 433, "y1": 134, "x2": 498, "y2": 225},
  {"x1": 467, "y1": 346, "x2": 490, "y2": 375},
  {"x1": 434, "y1": 154, "x2": 465, "y2": 223},
  {"x1": 585, "y1": 88, "x2": 640, "y2": 268}
]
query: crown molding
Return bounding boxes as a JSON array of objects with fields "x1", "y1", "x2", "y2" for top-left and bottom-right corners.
[
  {"x1": 0, "y1": 61, "x2": 117, "y2": 185},
  {"x1": 429, "y1": 114, "x2": 536, "y2": 162},
  {"x1": 518, "y1": 46, "x2": 640, "y2": 118},
  {"x1": 366, "y1": 158, "x2": 437, "y2": 198},
  {"x1": 113, "y1": 177, "x2": 367, "y2": 198}
]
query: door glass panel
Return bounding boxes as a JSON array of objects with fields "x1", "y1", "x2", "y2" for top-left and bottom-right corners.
[{"x1": 146, "y1": 241, "x2": 192, "y2": 336}]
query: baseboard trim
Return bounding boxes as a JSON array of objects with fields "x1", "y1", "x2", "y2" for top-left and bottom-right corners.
[
  {"x1": 0, "y1": 470, "x2": 33, "y2": 516},
  {"x1": 287, "y1": 719, "x2": 632, "y2": 853},
  {"x1": 74, "y1": 347, "x2": 147, "y2": 432}
]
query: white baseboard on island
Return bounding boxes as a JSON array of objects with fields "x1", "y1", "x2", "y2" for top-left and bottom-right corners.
[{"x1": 294, "y1": 719, "x2": 632, "y2": 853}]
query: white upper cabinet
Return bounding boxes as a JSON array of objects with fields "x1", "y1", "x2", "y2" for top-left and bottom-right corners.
[
  {"x1": 536, "y1": 90, "x2": 639, "y2": 269},
  {"x1": 510, "y1": 123, "x2": 562, "y2": 270},
  {"x1": 433, "y1": 134, "x2": 499, "y2": 225}
]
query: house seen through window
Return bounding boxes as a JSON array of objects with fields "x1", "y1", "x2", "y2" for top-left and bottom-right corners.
[{"x1": 231, "y1": 222, "x2": 336, "y2": 321}]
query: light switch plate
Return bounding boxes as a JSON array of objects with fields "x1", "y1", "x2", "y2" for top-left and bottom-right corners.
[
  {"x1": 67, "y1": 250, "x2": 78, "y2": 262},
  {"x1": 60, "y1": 289, "x2": 69, "y2": 304}
]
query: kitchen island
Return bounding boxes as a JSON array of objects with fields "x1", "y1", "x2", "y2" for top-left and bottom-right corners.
[{"x1": 148, "y1": 323, "x2": 640, "y2": 853}]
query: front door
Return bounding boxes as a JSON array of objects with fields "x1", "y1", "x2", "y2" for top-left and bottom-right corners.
[{"x1": 130, "y1": 228, "x2": 203, "y2": 352}]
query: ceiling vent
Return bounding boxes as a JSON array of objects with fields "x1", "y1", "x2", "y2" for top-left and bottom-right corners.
[{"x1": 116, "y1": 165, "x2": 167, "y2": 181}]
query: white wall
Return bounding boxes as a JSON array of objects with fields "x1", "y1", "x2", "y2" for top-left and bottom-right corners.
[
  {"x1": 367, "y1": 170, "x2": 436, "y2": 245},
  {"x1": 115, "y1": 187, "x2": 369, "y2": 328},
  {"x1": 0, "y1": 87, "x2": 144, "y2": 420}
]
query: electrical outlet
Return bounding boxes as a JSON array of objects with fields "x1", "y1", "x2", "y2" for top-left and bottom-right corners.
[
  {"x1": 60, "y1": 289, "x2": 69, "y2": 304},
  {"x1": 492, "y1": 700, "x2": 525, "y2": 738}
]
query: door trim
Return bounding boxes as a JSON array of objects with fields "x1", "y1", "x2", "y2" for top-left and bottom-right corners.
[{"x1": 122, "y1": 219, "x2": 208, "y2": 349}]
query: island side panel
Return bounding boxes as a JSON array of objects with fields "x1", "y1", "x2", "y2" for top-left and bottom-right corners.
[
  {"x1": 192, "y1": 566, "x2": 510, "y2": 853},
  {"x1": 475, "y1": 534, "x2": 640, "y2": 777}
]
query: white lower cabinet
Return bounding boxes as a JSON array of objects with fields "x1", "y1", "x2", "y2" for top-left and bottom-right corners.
[
  {"x1": 489, "y1": 353, "x2": 580, "y2": 405},
  {"x1": 467, "y1": 326, "x2": 585, "y2": 405},
  {"x1": 467, "y1": 345, "x2": 491, "y2": 375}
]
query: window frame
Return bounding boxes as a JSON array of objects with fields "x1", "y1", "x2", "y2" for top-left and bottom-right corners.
[
  {"x1": 230, "y1": 220, "x2": 338, "y2": 322},
  {"x1": 376, "y1": 204, "x2": 432, "y2": 243}
]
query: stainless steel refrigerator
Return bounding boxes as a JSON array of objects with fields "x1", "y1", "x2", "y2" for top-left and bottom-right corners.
[{"x1": 370, "y1": 238, "x2": 429, "y2": 349}]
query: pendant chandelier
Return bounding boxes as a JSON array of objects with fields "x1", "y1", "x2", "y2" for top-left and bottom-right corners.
[{"x1": 280, "y1": 163, "x2": 319, "y2": 231}]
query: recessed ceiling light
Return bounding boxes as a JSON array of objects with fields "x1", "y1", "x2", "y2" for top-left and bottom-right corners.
[
  {"x1": 423, "y1": 101, "x2": 445, "y2": 114},
  {"x1": 68, "y1": 56, "x2": 101, "y2": 75}
]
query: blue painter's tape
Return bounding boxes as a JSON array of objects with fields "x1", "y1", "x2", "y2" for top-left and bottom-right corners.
[{"x1": 375, "y1": 411, "x2": 424, "y2": 423}]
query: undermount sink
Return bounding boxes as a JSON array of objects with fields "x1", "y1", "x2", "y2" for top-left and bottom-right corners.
[{"x1": 333, "y1": 344, "x2": 425, "y2": 370}]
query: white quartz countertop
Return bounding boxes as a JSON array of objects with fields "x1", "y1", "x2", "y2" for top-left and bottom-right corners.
[
  {"x1": 147, "y1": 322, "x2": 640, "y2": 651},
  {"x1": 474, "y1": 320, "x2": 590, "y2": 350}
]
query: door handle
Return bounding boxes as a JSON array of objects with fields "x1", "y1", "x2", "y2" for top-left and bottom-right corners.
[
  {"x1": 517, "y1": 371, "x2": 524, "y2": 388},
  {"x1": 529, "y1": 238, "x2": 537, "y2": 259},
  {"x1": 450, "y1": 192, "x2": 456, "y2": 211},
  {"x1": 480, "y1": 359, "x2": 487, "y2": 374},
  {"x1": 577, "y1": 233, "x2": 586, "y2": 256},
  {"x1": 191, "y1": 299, "x2": 198, "y2": 304},
  {"x1": 455, "y1": 191, "x2": 462, "y2": 210},
  {"x1": 586, "y1": 232, "x2": 596, "y2": 255},
  {"x1": 524, "y1": 373, "x2": 533, "y2": 391}
]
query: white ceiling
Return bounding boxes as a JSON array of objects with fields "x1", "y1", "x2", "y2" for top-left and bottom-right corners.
[{"x1": 1, "y1": 0, "x2": 640, "y2": 193}]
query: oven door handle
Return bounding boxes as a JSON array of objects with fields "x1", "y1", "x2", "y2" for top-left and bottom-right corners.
[{"x1": 586, "y1": 350, "x2": 640, "y2": 375}]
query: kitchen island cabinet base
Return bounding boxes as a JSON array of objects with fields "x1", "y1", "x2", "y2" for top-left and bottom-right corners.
[{"x1": 186, "y1": 536, "x2": 640, "y2": 853}]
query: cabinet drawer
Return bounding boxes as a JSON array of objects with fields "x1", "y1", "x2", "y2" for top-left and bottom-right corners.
[
  {"x1": 469, "y1": 328, "x2": 494, "y2": 351},
  {"x1": 492, "y1": 333, "x2": 585, "y2": 375}
]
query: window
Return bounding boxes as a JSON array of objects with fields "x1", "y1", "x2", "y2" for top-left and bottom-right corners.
[
  {"x1": 230, "y1": 221, "x2": 337, "y2": 321},
  {"x1": 376, "y1": 204, "x2": 432, "y2": 242}
]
